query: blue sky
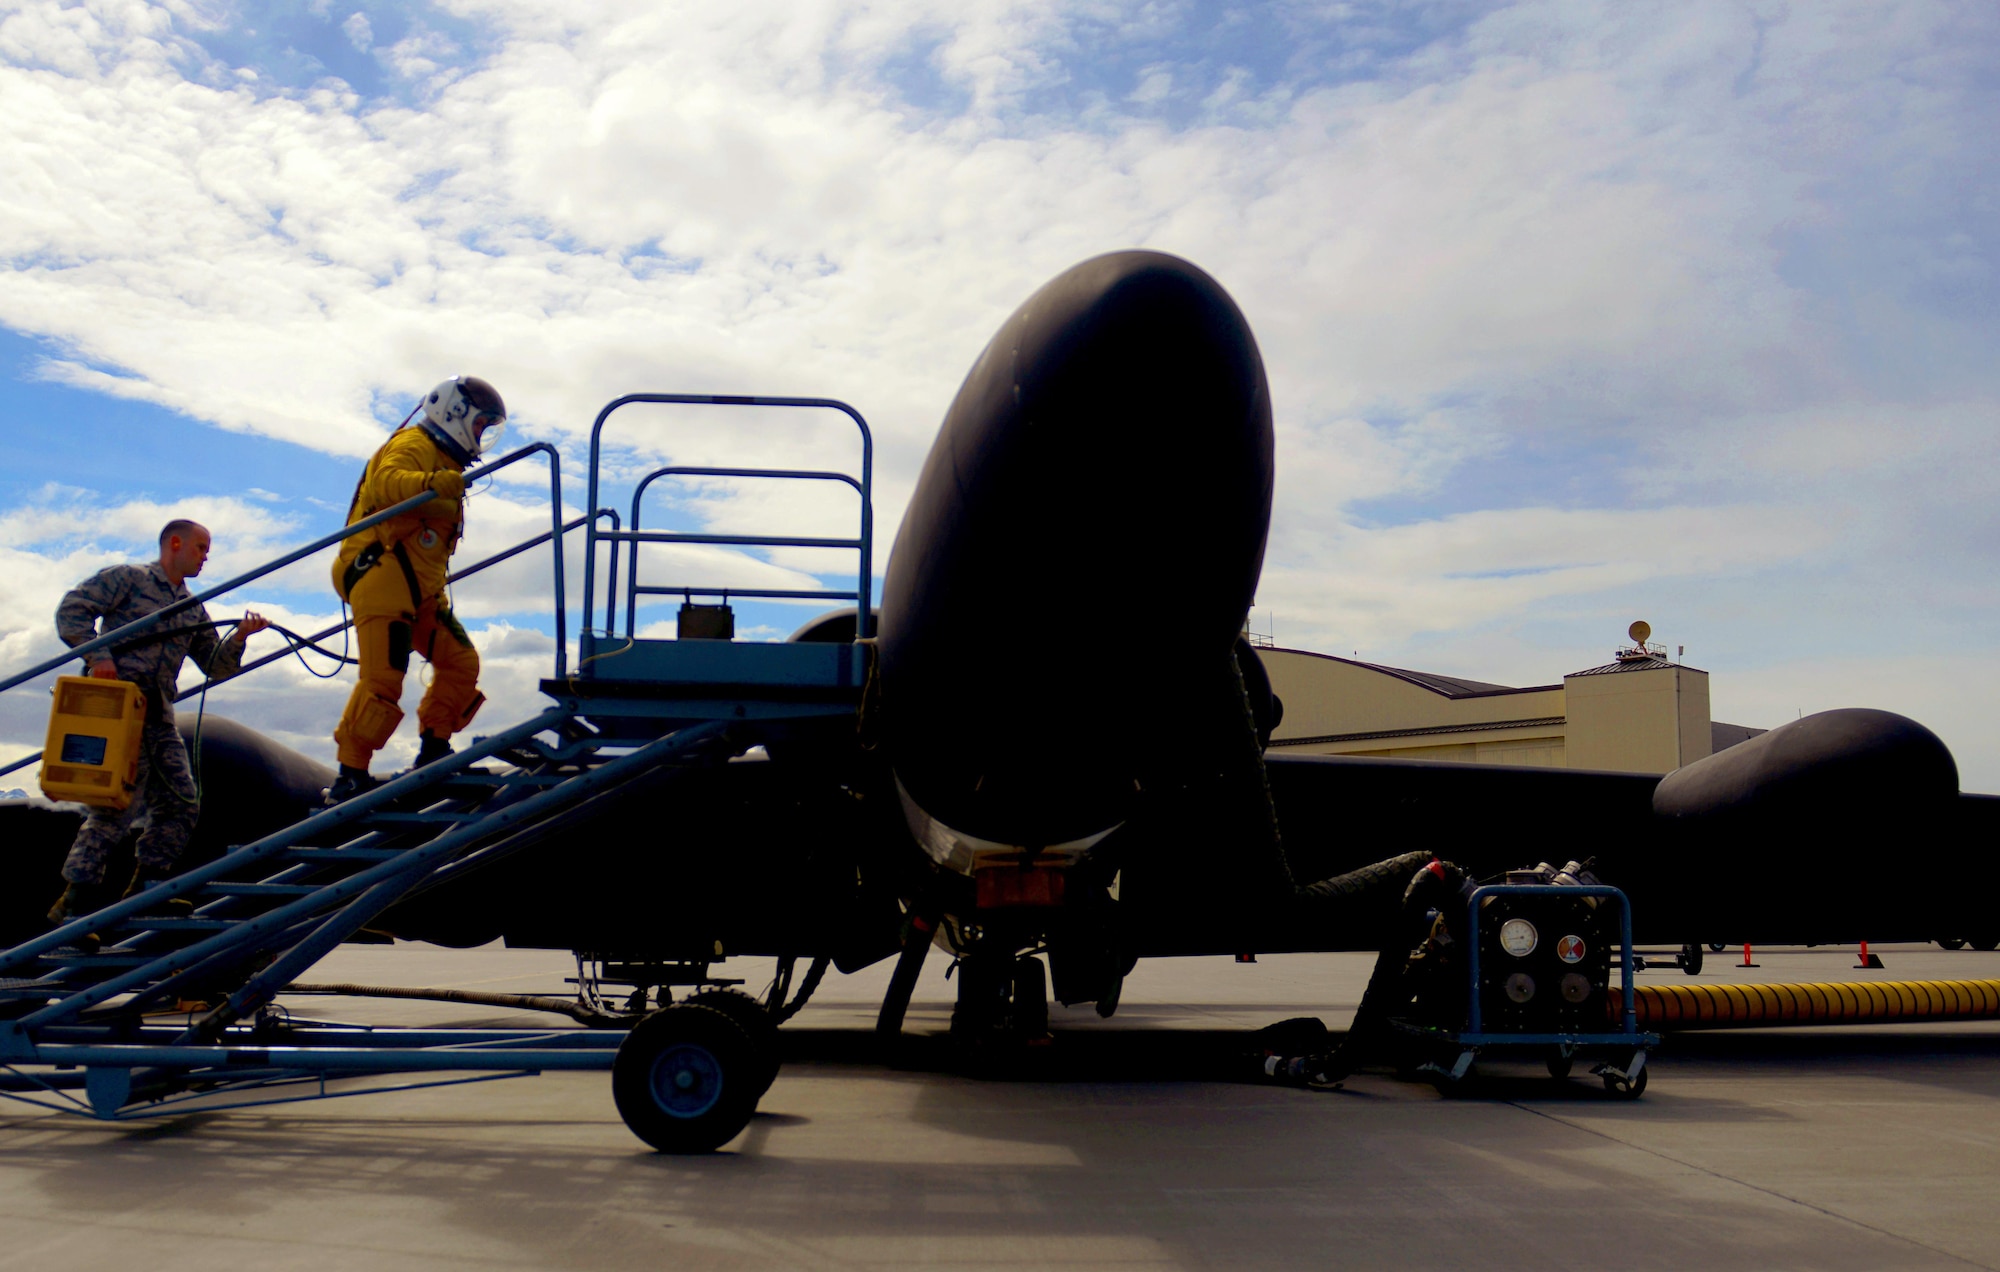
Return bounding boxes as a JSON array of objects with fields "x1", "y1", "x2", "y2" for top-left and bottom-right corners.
[{"x1": 2, "y1": 0, "x2": 1996, "y2": 784}]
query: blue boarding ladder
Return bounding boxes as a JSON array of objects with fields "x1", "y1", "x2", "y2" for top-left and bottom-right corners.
[{"x1": 0, "y1": 395, "x2": 873, "y2": 1134}]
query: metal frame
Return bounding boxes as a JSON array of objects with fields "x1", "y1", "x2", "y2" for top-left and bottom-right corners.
[
  {"x1": 579, "y1": 394, "x2": 874, "y2": 652},
  {"x1": 625, "y1": 466, "x2": 867, "y2": 635},
  {"x1": 0, "y1": 719, "x2": 736, "y2": 1121},
  {"x1": 1459, "y1": 883, "x2": 1645, "y2": 1045},
  {"x1": 1384, "y1": 880, "x2": 1658, "y2": 1097}
]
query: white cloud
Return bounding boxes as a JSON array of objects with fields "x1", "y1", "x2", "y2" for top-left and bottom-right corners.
[
  {"x1": 341, "y1": 11, "x2": 372, "y2": 53},
  {"x1": 0, "y1": 0, "x2": 1995, "y2": 785},
  {"x1": 1130, "y1": 65, "x2": 1171, "y2": 104},
  {"x1": 384, "y1": 27, "x2": 455, "y2": 81}
]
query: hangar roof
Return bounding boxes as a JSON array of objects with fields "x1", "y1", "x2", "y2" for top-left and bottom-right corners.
[
  {"x1": 1264, "y1": 648, "x2": 1557, "y2": 699},
  {"x1": 1566, "y1": 654, "x2": 1707, "y2": 677}
]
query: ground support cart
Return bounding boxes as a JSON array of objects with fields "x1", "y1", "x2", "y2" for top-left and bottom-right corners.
[{"x1": 1390, "y1": 884, "x2": 1659, "y2": 1097}]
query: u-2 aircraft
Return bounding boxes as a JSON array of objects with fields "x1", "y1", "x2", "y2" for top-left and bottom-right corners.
[{"x1": 3, "y1": 251, "x2": 1992, "y2": 1041}]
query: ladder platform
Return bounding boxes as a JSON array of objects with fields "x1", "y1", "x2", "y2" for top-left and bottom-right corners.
[
  {"x1": 547, "y1": 639, "x2": 864, "y2": 734},
  {"x1": 564, "y1": 636, "x2": 864, "y2": 693}
]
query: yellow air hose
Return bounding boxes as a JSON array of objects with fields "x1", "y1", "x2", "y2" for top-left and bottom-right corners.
[{"x1": 1632, "y1": 978, "x2": 2000, "y2": 1030}]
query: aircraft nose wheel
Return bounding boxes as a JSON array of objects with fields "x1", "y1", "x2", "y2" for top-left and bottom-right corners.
[{"x1": 613, "y1": 1003, "x2": 763, "y2": 1153}]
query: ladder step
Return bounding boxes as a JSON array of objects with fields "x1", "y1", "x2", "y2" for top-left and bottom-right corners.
[
  {"x1": 280, "y1": 847, "x2": 405, "y2": 862},
  {"x1": 359, "y1": 811, "x2": 478, "y2": 826},
  {"x1": 38, "y1": 952, "x2": 153, "y2": 967},
  {"x1": 201, "y1": 883, "x2": 322, "y2": 897},
  {"x1": 113, "y1": 918, "x2": 239, "y2": 933}
]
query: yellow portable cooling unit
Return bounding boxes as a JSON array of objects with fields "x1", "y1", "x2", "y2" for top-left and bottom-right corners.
[{"x1": 39, "y1": 675, "x2": 147, "y2": 810}]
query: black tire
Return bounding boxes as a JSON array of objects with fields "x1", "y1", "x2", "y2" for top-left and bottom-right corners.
[
  {"x1": 1937, "y1": 938, "x2": 1967, "y2": 951},
  {"x1": 612, "y1": 1004, "x2": 761, "y2": 1153},
  {"x1": 1546, "y1": 1054, "x2": 1573, "y2": 1080},
  {"x1": 1706, "y1": 943, "x2": 1726, "y2": 953},
  {"x1": 1602, "y1": 1067, "x2": 1649, "y2": 1100},
  {"x1": 1679, "y1": 943, "x2": 1704, "y2": 976},
  {"x1": 688, "y1": 988, "x2": 781, "y2": 1096},
  {"x1": 950, "y1": 953, "x2": 1016, "y2": 1043},
  {"x1": 1969, "y1": 935, "x2": 1999, "y2": 952}
]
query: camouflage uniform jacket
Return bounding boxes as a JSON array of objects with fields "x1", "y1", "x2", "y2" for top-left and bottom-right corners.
[{"x1": 55, "y1": 563, "x2": 245, "y2": 723}]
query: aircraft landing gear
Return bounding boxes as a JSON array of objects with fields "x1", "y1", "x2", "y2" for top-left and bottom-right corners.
[{"x1": 950, "y1": 951, "x2": 1051, "y2": 1048}]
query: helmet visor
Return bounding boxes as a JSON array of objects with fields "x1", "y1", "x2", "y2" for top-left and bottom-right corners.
[{"x1": 471, "y1": 412, "x2": 506, "y2": 455}]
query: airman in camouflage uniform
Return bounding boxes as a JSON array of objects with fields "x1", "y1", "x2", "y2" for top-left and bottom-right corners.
[{"x1": 48, "y1": 520, "x2": 268, "y2": 920}]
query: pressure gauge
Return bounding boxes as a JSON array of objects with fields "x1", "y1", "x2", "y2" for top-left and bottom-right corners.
[{"x1": 1498, "y1": 917, "x2": 1538, "y2": 957}]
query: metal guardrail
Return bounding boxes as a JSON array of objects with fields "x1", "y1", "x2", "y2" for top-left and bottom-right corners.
[
  {"x1": 624, "y1": 465, "x2": 865, "y2": 634},
  {"x1": 579, "y1": 395, "x2": 874, "y2": 650}
]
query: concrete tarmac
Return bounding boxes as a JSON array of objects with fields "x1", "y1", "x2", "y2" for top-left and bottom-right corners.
[{"x1": 3, "y1": 942, "x2": 1998, "y2": 1270}]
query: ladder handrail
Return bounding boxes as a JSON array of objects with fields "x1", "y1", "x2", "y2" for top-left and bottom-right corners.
[
  {"x1": 0, "y1": 454, "x2": 592, "y2": 784},
  {"x1": 0, "y1": 441, "x2": 562, "y2": 699},
  {"x1": 580, "y1": 395, "x2": 874, "y2": 652},
  {"x1": 0, "y1": 506, "x2": 616, "y2": 784}
]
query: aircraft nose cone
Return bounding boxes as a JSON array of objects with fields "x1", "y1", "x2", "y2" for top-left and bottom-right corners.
[{"x1": 879, "y1": 251, "x2": 1274, "y2": 848}]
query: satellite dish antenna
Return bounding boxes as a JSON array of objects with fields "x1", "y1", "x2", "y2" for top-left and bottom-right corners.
[{"x1": 1628, "y1": 620, "x2": 1651, "y2": 645}]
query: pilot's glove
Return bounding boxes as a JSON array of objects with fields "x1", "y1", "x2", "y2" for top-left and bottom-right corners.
[{"x1": 429, "y1": 470, "x2": 465, "y2": 500}]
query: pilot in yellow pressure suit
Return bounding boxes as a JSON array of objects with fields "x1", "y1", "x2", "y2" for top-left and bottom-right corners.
[{"x1": 326, "y1": 376, "x2": 507, "y2": 803}]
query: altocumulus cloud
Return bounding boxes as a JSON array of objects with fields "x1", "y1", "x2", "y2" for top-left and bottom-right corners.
[{"x1": 0, "y1": 0, "x2": 1996, "y2": 783}]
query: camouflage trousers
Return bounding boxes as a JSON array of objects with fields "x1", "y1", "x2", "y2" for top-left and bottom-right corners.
[{"x1": 61, "y1": 716, "x2": 198, "y2": 885}]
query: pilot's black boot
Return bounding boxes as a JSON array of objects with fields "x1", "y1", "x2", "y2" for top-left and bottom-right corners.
[
  {"x1": 414, "y1": 731, "x2": 454, "y2": 768},
  {"x1": 325, "y1": 764, "x2": 379, "y2": 805},
  {"x1": 123, "y1": 867, "x2": 194, "y2": 918}
]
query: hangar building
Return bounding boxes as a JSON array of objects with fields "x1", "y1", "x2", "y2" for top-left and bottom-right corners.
[{"x1": 1260, "y1": 628, "x2": 1766, "y2": 775}]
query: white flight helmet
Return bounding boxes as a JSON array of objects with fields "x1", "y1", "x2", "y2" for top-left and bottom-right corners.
[{"x1": 418, "y1": 375, "x2": 507, "y2": 465}]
